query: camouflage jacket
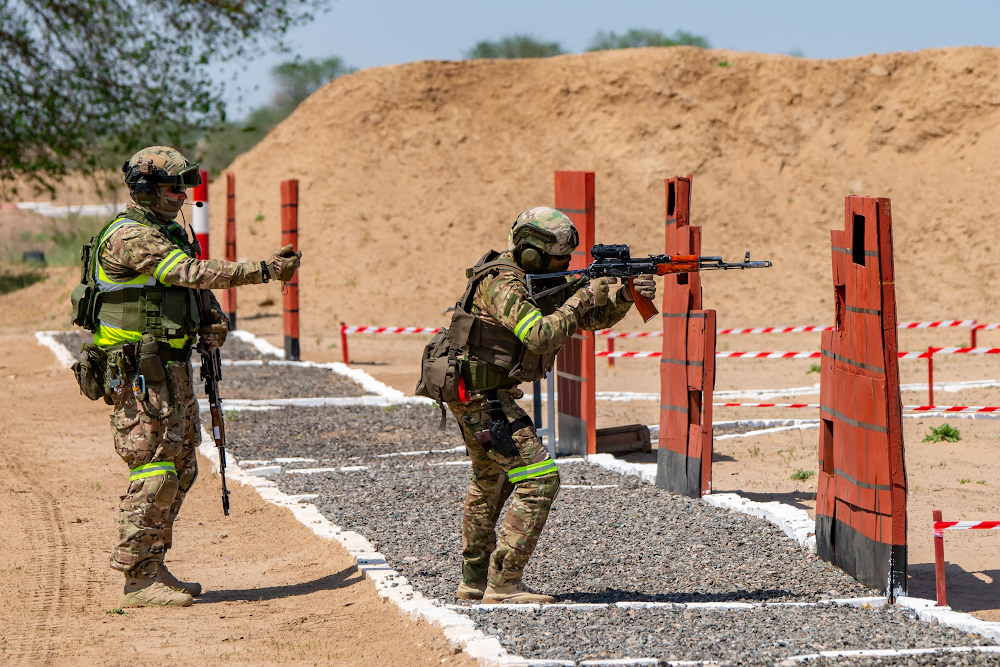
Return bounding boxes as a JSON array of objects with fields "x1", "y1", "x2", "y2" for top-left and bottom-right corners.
[
  {"x1": 98, "y1": 204, "x2": 264, "y2": 291},
  {"x1": 470, "y1": 251, "x2": 633, "y2": 355}
]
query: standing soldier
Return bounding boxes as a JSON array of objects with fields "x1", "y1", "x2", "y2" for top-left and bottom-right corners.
[
  {"x1": 422, "y1": 207, "x2": 656, "y2": 603},
  {"x1": 72, "y1": 146, "x2": 301, "y2": 607}
]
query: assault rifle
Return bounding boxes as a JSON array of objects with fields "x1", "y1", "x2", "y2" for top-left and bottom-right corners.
[
  {"x1": 526, "y1": 243, "x2": 772, "y2": 323},
  {"x1": 197, "y1": 292, "x2": 231, "y2": 516}
]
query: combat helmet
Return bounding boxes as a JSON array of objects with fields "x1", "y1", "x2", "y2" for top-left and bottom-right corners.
[
  {"x1": 122, "y1": 146, "x2": 201, "y2": 219},
  {"x1": 507, "y1": 207, "x2": 579, "y2": 272}
]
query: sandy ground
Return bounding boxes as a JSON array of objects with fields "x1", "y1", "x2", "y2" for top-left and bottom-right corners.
[{"x1": 0, "y1": 334, "x2": 476, "y2": 667}]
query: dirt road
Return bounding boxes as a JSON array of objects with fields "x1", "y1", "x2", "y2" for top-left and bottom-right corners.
[{"x1": 0, "y1": 334, "x2": 475, "y2": 667}]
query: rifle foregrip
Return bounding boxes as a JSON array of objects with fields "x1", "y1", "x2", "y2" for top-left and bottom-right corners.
[{"x1": 627, "y1": 278, "x2": 659, "y2": 323}]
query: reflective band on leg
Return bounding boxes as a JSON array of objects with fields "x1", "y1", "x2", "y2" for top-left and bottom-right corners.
[
  {"x1": 507, "y1": 458, "x2": 558, "y2": 483},
  {"x1": 129, "y1": 462, "x2": 178, "y2": 481},
  {"x1": 514, "y1": 310, "x2": 543, "y2": 342}
]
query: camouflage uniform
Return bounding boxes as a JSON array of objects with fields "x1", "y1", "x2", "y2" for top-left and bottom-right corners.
[
  {"x1": 101, "y1": 203, "x2": 268, "y2": 578},
  {"x1": 449, "y1": 246, "x2": 633, "y2": 590}
]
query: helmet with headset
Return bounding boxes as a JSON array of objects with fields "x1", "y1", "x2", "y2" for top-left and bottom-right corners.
[
  {"x1": 121, "y1": 146, "x2": 201, "y2": 219},
  {"x1": 507, "y1": 207, "x2": 579, "y2": 273}
]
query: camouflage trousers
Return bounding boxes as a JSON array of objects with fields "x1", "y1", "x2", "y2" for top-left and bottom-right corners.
[
  {"x1": 448, "y1": 387, "x2": 560, "y2": 589},
  {"x1": 109, "y1": 360, "x2": 200, "y2": 578}
]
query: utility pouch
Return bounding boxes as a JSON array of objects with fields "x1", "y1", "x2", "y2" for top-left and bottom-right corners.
[
  {"x1": 71, "y1": 343, "x2": 109, "y2": 402},
  {"x1": 137, "y1": 333, "x2": 166, "y2": 384},
  {"x1": 71, "y1": 283, "x2": 100, "y2": 331},
  {"x1": 473, "y1": 429, "x2": 493, "y2": 448}
]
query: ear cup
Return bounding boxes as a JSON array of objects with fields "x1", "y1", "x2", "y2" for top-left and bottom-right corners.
[
  {"x1": 130, "y1": 176, "x2": 157, "y2": 206},
  {"x1": 519, "y1": 247, "x2": 543, "y2": 272}
]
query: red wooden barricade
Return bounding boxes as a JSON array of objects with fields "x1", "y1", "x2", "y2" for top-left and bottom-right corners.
[
  {"x1": 554, "y1": 171, "x2": 596, "y2": 456},
  {"x1": 815, "y1": 196, "x2": 907, "y2": 597},
  {"x1": 280, "y1": 180, "x2": 300, "y2": 361},
  {"x1": 223, "y1": 172, "x2": 237, "y2": 328},
  {"x1": 656, "y1": 176, "x2": 716, "y2": 497}
]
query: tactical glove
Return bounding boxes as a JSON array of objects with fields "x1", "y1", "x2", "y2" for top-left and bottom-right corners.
[
  {"x1": 264, "y1": 244, "x2": 302, "y2": 282},
  {"x1": 199, "y1": 309, "x2": 230, "y2": 351},
  {"x1": 623, "y1": 275, "x2": 656, "y2": 301},
  {"x1": 573, "y1": 277, "x2": 616, "y2": 309}
]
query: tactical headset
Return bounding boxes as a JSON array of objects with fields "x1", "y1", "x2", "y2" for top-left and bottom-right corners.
[
  {"x1": 122, "y1": 158, "x2": 202, "y2": 206},
  {"x1": 511, "y1": 223, "x2": 577, "y2": 272}
]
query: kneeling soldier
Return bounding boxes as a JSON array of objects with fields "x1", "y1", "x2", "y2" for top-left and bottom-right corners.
[
  {"x1": 72, "y1": 146, "x2": 301, "y2": 607},
  {"x1": 424, "y1": 207, "x2": 655, "y2": 603}
]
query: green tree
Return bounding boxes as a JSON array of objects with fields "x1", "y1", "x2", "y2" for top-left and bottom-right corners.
[
  {"x1": 587, "y1": 29, "x2": 710, "y2": 51},
  {"x1": 0, "y1": 0, "x2": 325, "y2": 195},
  {"x1": 198, "y1": 56, "x2": 355, "y2": 173},
  {"x1": 465, "y1": 34, "x2": 565, "y2": 59},
  {"x1": 271, "y1": 57, "x2": 357, "y2": 111}
]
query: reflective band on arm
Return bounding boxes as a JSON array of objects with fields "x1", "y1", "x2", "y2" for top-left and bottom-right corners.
[
  {"x1": 129, "y1": 462, "x2": 178, "y2": 481},
  {"x1": 514, "y1": 310, "x2": 543, "y2": 342},
  {"x1": 154, "y1": 249, "x2": 189, "y2": 282},
  {"x1": 507, "y1": 458, "x2": 558, "y2": 483}
]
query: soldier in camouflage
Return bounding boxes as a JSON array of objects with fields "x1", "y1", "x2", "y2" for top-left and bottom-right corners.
[
  {"x1": 84, "y1": 146, "x2": 302, "y2": 608},
  {"x1": 447, "y1": 207, "x2": 656, "y2": 603}
]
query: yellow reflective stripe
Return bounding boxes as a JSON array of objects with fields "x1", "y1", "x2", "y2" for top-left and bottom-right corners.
[
  {"x1": 507, "y1": 458, "x2": 558, "y2": 483},
  {"x1": 154, "y1": 249, "x2": 188, "y2": 282},
  {"x1": 514, "y1": 310, "x2": 543, "y2": 342},
  {"x1": 129, "y1": 462, "x2": 177, "y2": 481},
  {"x1": 94, "y1": 323, "x2": 190, "y2": 349}
]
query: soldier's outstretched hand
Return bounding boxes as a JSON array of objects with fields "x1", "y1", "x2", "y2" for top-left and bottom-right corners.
[
  {"x1": 630, "y1": 275, "x2": 656, "y2": 301},
  {"x1": 266, "y1": 244, "x2": 302, "y2": 281}
]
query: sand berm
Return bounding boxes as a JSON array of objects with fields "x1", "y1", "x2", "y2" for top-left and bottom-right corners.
[{"x1": 211, "y1": 46, "x2": 1000, "y2": 335}]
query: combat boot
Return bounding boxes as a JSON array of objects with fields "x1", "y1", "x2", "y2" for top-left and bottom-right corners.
[
  {"x1": 483, "y1": 582, "x2": 554, "y2": 604},
  {"x1": 121, "y1": 571, "x2": 194, "y2": 608},
  {"x1": 158, "y1": 564, "x2": 202, "y2": 597},
  {"x1": 456, "y1": 582, "x2": 487, "y2": 601}
]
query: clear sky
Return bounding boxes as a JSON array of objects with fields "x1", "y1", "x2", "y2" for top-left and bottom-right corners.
[{"x1": 216, "y1": 0, "x2": 1000, "y2": 118}]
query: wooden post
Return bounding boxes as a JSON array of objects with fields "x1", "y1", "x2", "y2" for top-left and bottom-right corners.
[
  {"x1": 224, "y1": 173, "x2": 237, "y2": 328},
  {"x1": 340, "y1": 322, "x2": 350, "y2": 366},
  {"x1": 971, "y1": 323, "x2": 978, "y2": 348},
  {"x1": 554, "y1": 171, "x2": 596, "y2": 457},
  {"x1": 933, "y1": 509, "x2": 947, "y2": 606},
  {"x1": 607, "y1": 337, "x2": 615, "y2": 367},
  {"x1": 280, "y1": 180, "x2": 300, "y2": 361}
]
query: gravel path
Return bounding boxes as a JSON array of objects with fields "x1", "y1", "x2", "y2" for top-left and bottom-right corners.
[
  {"x1": 197, "y1": 364, "x2": 368, "y2": 399},
  {"x1": 224, "y1": 404, "x2": 461, "y2": 462},
  {"x1": 270, "y1": 456, "x2": 871, "y2": 604},
  {"x1": 466, "y1": 604, "x2": 995, "y2": 664}
]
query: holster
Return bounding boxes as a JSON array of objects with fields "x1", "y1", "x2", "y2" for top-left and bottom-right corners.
[{"x1": 473, "y1": 389, "x2": 530, "y2": 459}]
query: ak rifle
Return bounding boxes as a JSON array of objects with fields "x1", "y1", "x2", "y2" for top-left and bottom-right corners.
[
  {"x1": 197, "y1": 291, "x2": 231, "y2": 515},
  {"x1": 526, "y1": 243, "x2": 772, "y2": 323}
]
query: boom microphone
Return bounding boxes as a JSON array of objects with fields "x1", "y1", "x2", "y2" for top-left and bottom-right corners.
[{"x1": 182, "y1": 201, "x2": 205, "y2": 208}]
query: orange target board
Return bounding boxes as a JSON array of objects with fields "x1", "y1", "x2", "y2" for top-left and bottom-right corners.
[{"x1": 816, "y1": 196, "x2": 907, "y2": 597}]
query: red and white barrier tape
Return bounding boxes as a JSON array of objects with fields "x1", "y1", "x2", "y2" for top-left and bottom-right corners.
[
  {"x1": 934, "y1": 520, "x2": 1000, "y2": 537},
  {"x1": 341, "y1": 326, "x2": 442, "y2": 335},
  {"x1": 898, "y1": 347, "x2": 1000, "y2": 359},
  {"x1": 596, "y1": 347, "x2": 1000, "y2": 360},
  {"x1": 341, "y1": 322, "x2": 1000, "y2": 337},
  {"x1": 715, "y1": 403, "x2": 1000, "y2": 412}
]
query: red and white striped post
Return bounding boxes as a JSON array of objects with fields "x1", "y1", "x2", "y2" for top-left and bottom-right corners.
[
  {"x1": 191, "y1": 170, "x2": 210, "y2": 258},
  {"x1": 340, "y1": 322, "x2": 350, "y2": 365},
  {"x1": 280, "y1": 179, "x2": 300, "y2": 361},
  {"x1": 927, "y1": 346, "x2": 935, "y2": 407},
  {"x1": 933, "y1": 509, "x2": 947, "y2": 606},
  {"x1": 224, "y1": 172, "x2": 237, "y2": 328}
]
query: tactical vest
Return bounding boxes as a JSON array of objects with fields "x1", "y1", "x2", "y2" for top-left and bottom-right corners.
[
  {"x1": 71, "y1": 208, "x2": 201, "y2": 347},
  {"x1": 455, "y1": 251, "x2": 565, "y2": 388},
  {"x1": 416, "y1": 251, "x2": 570, "y2": 406}
]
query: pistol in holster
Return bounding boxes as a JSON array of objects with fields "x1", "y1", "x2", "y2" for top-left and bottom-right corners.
[{"x1": 473, "y1": 389, "x2": 530, "y2": 459}]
